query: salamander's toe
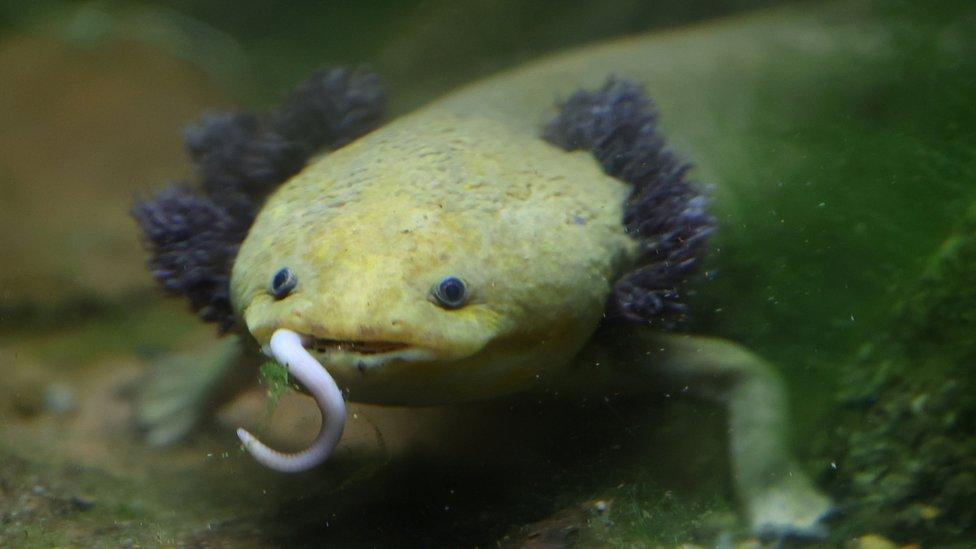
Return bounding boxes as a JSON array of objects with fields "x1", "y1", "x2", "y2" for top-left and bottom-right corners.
[{"x1": 748, "y1": 477, "x2": 835, "y2": 544}]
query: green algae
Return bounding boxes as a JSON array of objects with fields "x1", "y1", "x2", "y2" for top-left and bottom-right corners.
[
  {"x1": 824, "y1": 205, "x2": 976, "y2": 545},
  {"x1": 0, "y1": 447, "x2": 206, "y2": 547},
  {"x1": 258, "y1": 360, "x2": 293, "y2": 413}
]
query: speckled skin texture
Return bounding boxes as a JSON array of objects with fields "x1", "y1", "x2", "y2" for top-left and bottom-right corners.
[{"x1": 232, "y1": 113, "x2": 637, "y2": 404}]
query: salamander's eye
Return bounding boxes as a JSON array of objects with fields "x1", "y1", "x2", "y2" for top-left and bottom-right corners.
[
  {"x1": 431, "y1": 276, "x2": 468, "y2": 309},
  {"x1": 270, "y1": 268, "x2": 297, "y2": 299}
]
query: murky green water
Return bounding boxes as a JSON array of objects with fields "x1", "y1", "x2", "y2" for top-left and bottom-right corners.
[{"x1": 1, "y1": 1, "x2": 974, "y2": 546}]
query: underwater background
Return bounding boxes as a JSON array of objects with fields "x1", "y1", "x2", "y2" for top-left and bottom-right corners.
[{"x1": 0, "y1": 0, "x2": 974, "y2": 546}]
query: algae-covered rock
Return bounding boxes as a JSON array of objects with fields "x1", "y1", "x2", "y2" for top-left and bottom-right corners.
[{"x1": 827, "y1": 204, "x2": 976, "y2": 544}]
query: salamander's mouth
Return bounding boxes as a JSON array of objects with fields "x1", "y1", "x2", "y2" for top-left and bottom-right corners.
[
  {"x1": 272, "y1": 331, "x2": 438, "y2": 367},
  {"x1": 306, "y1": 337, "x2": 409, "y2": 355}
]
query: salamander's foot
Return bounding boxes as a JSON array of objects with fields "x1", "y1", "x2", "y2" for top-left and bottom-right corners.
[
  {"x1": 748, "y1": 476, "x2": 835, "y2": 543},
  {"x1": 137, "y1": 352, "x2": 211, "y2": 446},
  {"x1": 135, "y1": 339, "x2": 242, "y2": 446}
]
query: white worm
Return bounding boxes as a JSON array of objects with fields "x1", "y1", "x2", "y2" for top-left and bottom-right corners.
[{"x1": 237, "y1": 328, "x2": 346, "y2": 473}]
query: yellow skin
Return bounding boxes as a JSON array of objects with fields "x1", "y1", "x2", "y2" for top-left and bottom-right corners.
[
  {"x1": 232, "y1": 114, "x2": 636, "y2": 405},
  {"x1": 141, "y1": 9, "x2": 841, "y2": 540}
]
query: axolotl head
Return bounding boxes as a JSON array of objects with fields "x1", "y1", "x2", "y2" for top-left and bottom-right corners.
[{"x1": 229, "y1": 115, "x2": 636, "y2": 471}]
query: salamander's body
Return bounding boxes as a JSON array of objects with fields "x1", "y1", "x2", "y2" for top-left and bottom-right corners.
[{"x1": 135, "y1": 10, "x2": 838, "y2": 541}]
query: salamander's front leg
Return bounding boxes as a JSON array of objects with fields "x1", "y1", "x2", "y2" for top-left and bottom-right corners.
[
  {"x1": 136, "y1": 336, "x2": 258, "y2": 446},
  {"x1": 654, "y1": 334, "x2": 832, "y2": 539},
  {"x1": 650, "y1": 335, "x2": 831, "y2": 538},
  {"x1": 598, "y1": 331, "x2": 834, "y2": 540}
]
